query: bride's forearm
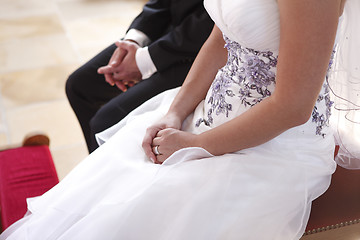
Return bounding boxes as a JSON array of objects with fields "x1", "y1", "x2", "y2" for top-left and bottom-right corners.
[
  {"x1": 194, "y1": 96, "x2": 310, "y2": 156},
  {"x1": 167, "y1": 25, "x2": 228, "y2": 121}
]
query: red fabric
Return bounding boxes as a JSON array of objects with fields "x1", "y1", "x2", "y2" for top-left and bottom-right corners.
[{"x1": 0, "y1": 145, "x2": 59, "y2": 230}]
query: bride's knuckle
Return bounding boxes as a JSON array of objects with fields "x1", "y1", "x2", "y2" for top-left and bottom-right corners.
[{"x1": 141, "y1": 141, "x2": 149, "y2": 149}]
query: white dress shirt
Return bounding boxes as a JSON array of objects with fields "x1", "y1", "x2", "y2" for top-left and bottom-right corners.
[{"x1": 124, "y1": 29, "x2": 157, "y2": 79}]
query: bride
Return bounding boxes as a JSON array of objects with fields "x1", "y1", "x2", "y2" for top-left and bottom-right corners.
[{"x1": 1, "y1": 0, "x2": 358, "y2": 239}]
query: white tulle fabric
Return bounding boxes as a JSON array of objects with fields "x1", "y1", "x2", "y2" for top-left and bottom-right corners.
[
  {"x1": 329, "y1": 0, "x2": 360, "y2": 169},
  {"x1": 0, "y1": 0, "x2": 349, "y2": 239}
]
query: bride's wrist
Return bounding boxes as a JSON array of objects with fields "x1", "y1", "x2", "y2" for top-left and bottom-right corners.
[
  {"x1": 165, "y1": 110, "x2": 187, "y2": 125},
  {"x1": 192, "y1": 133, "x2": 214, "y2": 155},
  {"x1": 195, "y1": 132, "x2": 228, "y2": 156}
]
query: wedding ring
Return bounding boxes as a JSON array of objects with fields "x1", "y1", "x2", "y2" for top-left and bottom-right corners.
[{"x1": 153, "y1": 145, "x2": 161, "y2": 155}]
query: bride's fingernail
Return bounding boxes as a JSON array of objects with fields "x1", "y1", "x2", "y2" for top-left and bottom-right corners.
[{"x1": 150, "y1": 157, "x2": 155, "y2": 163}]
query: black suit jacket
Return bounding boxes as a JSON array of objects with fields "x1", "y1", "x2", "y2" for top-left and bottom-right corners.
[{"x1": 128, "y1": 0, "x2": 214, "y2": 73}]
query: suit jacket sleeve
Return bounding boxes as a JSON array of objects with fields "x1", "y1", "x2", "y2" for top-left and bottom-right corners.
[{"x1": 128, "y1": 0, "x2": 214, "y2": 72}]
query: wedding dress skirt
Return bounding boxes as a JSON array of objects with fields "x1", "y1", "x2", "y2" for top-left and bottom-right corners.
[
  {"x1": 0, "y1": 85, "x2": 336, "y2": 240},
  {"x1": 0, "y1": 0, "x2": 338, "y2": 239}
]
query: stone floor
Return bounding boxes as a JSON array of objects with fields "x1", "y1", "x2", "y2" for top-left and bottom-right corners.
[
  {"x1": 0, "y1": 0, "x2": 359, "y2": 239},
  {"x1": 0, "y1": 0, "x2": 145, "y2": 180}
]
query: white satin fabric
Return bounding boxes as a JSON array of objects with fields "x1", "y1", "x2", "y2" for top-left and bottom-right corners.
[
  {"x1": 204, "y1": 0, "x2": 280, "y2": 52},
  {"x1": 0, "y1": 0, "x2": 345, "y2": 239}
]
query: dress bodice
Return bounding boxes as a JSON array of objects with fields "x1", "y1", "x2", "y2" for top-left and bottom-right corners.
[
  {"x1": 204, "y1": 0, "x2": 280, "y2": 52},
  {"x1": 197, "y1": 0, "x2": 335, "y2": 137}
]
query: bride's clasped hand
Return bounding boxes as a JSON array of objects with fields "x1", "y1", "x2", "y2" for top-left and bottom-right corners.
[{"x1": 142, "y1": 112, "x2": 198, "y2": 164}]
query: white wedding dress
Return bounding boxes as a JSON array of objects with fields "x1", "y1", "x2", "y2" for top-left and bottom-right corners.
[{"x1": 1, "y1": 0, "x2": 338, "y2": 239}]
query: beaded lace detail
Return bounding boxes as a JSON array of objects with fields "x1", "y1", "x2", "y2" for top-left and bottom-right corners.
[
  {"x1": 196, "y1": 35, "x2": 334, "y2": 137},
  {"x1": 312, "y1": 50, "x2": 335, "y2": 137}
]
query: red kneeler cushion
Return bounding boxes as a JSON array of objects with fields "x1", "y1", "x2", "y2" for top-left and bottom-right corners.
[{"x1": 0, "y1": 145, "x2": 59, "y2": 230}]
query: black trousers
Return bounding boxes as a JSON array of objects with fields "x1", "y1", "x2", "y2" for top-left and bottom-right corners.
[{"x1": 66, "y1": 44, "x2": 191, "y2": 153}]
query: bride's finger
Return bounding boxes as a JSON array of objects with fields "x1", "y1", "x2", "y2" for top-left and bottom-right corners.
[
  {"x1": 151, "y1": 136, "x2": 162, "y2": 147},
  {"x1": 142, "y1": 127, "x2": 162, "y2": 162},
  {"x1": 155, "y1": 155, "x2": 166, "y2": 164},
  {"x1": 155, "y1": 129, "x2": 163, "y2": 136}
]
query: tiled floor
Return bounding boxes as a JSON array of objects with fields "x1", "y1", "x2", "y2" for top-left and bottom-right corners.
[
  {"x1": 0, "y1": 0, "x2": 145, "y2": 180},
  {"x1": 1, "y1": 0, "x2": 360, "y2": 239}
]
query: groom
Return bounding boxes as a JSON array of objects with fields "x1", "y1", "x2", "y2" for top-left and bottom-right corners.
[{"x1": 66, "y1": 0, "x2": 214, "y2": 153}]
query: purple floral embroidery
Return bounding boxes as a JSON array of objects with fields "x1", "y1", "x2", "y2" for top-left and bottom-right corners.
[
  {"x1": 311, "y1": 50, "x2": 336, "y2": 137},
  {"x1": 196, "y1": 36, "x2": 277, "y2": 127},
  {"x1": 196, "y1": 36, "x2": 334, "y2": 137},
  {"x1": 225, "y1": 37, "x2": 277, "y2": 108}
]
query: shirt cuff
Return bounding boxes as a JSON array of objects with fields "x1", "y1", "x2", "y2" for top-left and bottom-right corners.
[
  {"x1": 135, "y1": 47, "x2": 157, "y2": 80},
  {"x1": 124, "y1": 29, "x2": 151, "y2": 47}
]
